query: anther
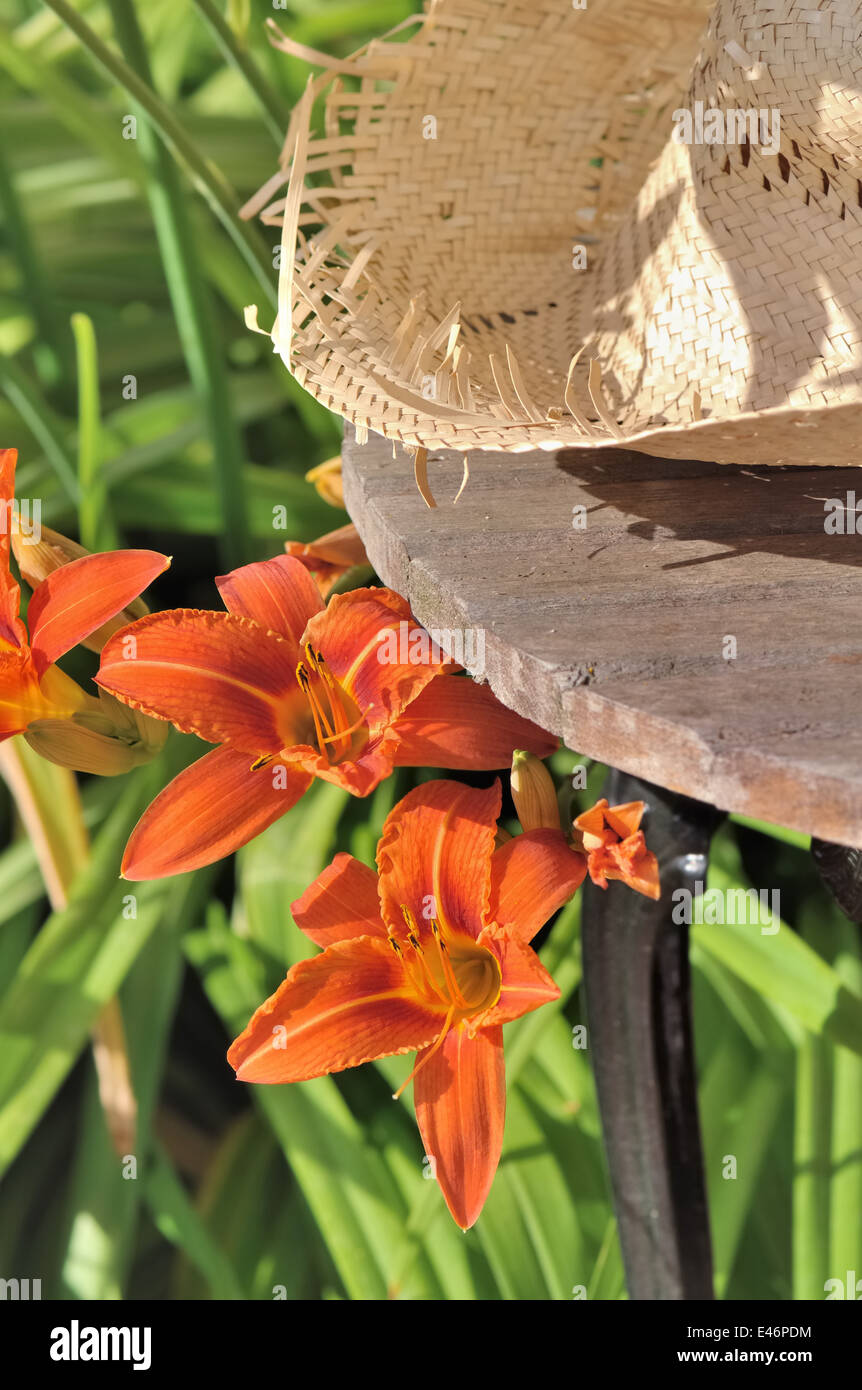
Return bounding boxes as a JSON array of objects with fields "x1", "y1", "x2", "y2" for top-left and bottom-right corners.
[{"x1": 430, "y1": 919, "x2": 447, "y2": 951}]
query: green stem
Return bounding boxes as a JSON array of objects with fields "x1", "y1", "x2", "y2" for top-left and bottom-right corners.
[
  {"x1": 0, "y1": 739, "x2": 88, "y2": 901},
  {"x1": 39, "y1": 0, "x2": 276, "y2": 307},
  {"x1": 105, "y1": 0, "x2": 250, "y2": 569},
  {"x1": 0, "y1": 738, "x2": 136, "y2": 1155},
  {"x1": 191, "y1": 0, "x2": 291, "y2": 144},
  {"x1": 71, "y1": 312, "x2": 117, "y2": 551}
]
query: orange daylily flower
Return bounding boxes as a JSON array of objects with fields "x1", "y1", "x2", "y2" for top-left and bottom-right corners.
[
  {"x1": 511, "y1": 751, "x2": 660, "y2": 900},
  {"x1": 571, "y1": 798, "x2": 660, "y2": 900},
  {"x1": 96, "y1": 555, "x2": 555, "y2": 880},
  {"x1": 285, "y1": 521, "x2": 368, "y2": 597},
  {"x1": 228, "y1": 779, "x2": 586, "y2": 1229},
  {"x1": 0, "y1": 448, "x2": 169, "y2": 747}
]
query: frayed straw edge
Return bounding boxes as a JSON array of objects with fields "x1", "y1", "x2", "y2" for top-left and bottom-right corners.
[
  {"x1": 412, "y1": 446, "x2": 436, "y2": 509},
  {"x1": 249, "y1": 16, "x2": 641, "y2": 457}
]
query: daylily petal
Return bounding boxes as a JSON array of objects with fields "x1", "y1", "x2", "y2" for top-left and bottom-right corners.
[
  {"x1": 122, "y1": 745, "x2": 310, "y2": 880},
  {"x1": 286, "y1": 521, "x2": 367, "y2": 575},
  {"x1": 286, "y1": 523, "x2": 369, "y2": 596},
  {"x1": 228, "y1": 936, "x2": 443, "y2": 1083},
  {"x1": 0, "y1": 648, "x2": 84, "y2": 737},
  {"x1": 97, "y1": 609, "x2": 306, "y2": 755},
  {"x1": 390, "y1": 675, "x2": 557, "y2": 768},
  {"x1": 413, "y1": 1021, "x2": 506, "y2": 1230},
  {"x1": 0, "y1": 652, "x2": 41, "y2": 737},
  {"x1": 376, "y1": 779, "x2": 501, "y2": 939},
  {"x1": 216, "y1": 554, "x2": 323, "y2": 641},
  {"x1": 13, "y1": 525, "x2": 152, "y2": 653},
  {"x1": 587, "y1": 832, "x2": 661, "y2": 900},
  {"x1": 304, "y1": 587, "x2": 453, "y2": 735},
  {"x1": 475, "y1": 926, "x2": 560, "y2": 1027},
  {"x1": 289, "y1": 730, "x2": 396, "y2": 798},
  {"x1": 604, "y1": 801, "x2": 645, "y2": 840},
  {"x1": 572, "y1": 798, "x2": 613, "y2": 850},
  {"x1": 487, "y1": 828, "x2": 586, "y2": 942},
  {"x1": 292, "y1": 852, "x2": 386, "y2": 948},
  {"x1": 0, "y1": 448, "x2": 13, "y2": 509},
  {"x1": 27, "y1": 549, "x2": 170, "y2": 672},
  {"x1": 0, "y1": 449, "x2": 26, "y2": 649}
]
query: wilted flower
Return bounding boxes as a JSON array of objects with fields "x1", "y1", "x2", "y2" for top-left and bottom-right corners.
[
  {"x1": 511, "y1": 751, "x2": 660, "y2": 900},
  {"x1": 571, "y1": 798, "x2": 660, "y2": 899}
]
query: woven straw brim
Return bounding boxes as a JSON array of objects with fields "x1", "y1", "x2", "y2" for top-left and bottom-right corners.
[{"x1": 245, "y1": 0, "x2": 862, "y2": 466}]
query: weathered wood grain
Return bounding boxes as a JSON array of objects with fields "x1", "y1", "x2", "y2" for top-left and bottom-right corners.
[{"x1": 342, "y1": 429, "x2": 862, "y2": 847}]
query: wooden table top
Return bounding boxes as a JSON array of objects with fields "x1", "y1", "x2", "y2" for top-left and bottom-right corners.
[{"x1": 342, "y1": 429, "x2": 862, "y2": 848}]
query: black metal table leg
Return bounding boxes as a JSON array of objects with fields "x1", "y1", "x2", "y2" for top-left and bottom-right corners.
[
  {"x1": 812, "y1": 839, "x2": 862, "y2": 922},
  {"x1": 581, "y1": 770, "x2": 724, "y2": 1300}
]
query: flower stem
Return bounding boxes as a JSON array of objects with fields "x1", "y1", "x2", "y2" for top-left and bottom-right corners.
[{"x1": 0, "y1": 738, "x2": 136, "y2": 1155}]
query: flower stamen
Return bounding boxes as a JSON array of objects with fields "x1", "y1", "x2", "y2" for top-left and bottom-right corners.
[
  {"x1": 297, "y1": 647, "x2": 358, "y2": 762},
  {"x1": 394, "y1": 903, "x2": 494, "y2": 1017},
  {"x1": 430, "y1": 918, "x2": 469, "y2": 1010}
]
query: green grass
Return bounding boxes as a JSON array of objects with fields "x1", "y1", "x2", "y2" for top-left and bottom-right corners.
[{"x1": 0, "y1": 0, "x2": 859, "y2": 1302}]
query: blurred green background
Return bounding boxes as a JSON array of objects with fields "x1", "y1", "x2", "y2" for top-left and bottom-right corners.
[{"x1": 0, "y1": 0, "x2": 860, "y2": 1301}]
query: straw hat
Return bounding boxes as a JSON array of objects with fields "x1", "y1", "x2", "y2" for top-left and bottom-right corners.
[{"x1": 245, "y1": 0, "x2": 862, "y2": 468}]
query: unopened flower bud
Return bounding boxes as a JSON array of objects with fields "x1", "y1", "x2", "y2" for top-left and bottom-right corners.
[
  {"x1": 511, "y1": 750, "x2": 560, "y2": 832},
  {"x1": 305, "y1": 455, "x2": 344, "y2": 509},
  {"x1": 25, "y1": 690, "x2": 168, "y2": 776}
]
